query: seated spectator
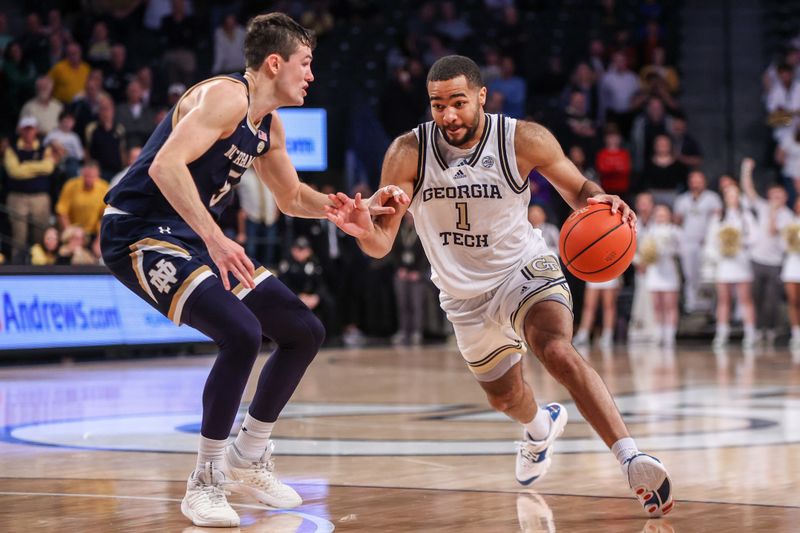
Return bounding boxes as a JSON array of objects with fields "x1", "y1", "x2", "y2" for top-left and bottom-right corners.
[
  {"x1": 18, "y1": 13, "x2": 49, "y2": 74},
  {"x1": 586, "y1": 37, "x2": 607, "y2": 76},
  {"x1": 763, "y1": 46, "x2": 800, "y2": 94},
  {"x1": 117, "y1": 80, "x2": 156, "y2": 147},
  {"x1": 55, "y1": 160, "x2": 109, "y2": 238},
  {"x1": 109, "y1": 145, "x2": 142, "y2": 188},
  {"x1": 670, "y1": 113, "x2": 703, "y2": 169},
  {"x1": 48, "y1": 42, "x2": 90, "y2": 104},
  {"x1": 161, "y1": 0, "x2": 199, "y2": 85},
  {"x1": 3, "y1": 116, "x2": 58, "y2": 263},
  {"x1": 86, "y1": 21, "x2": 112, "y2": 67},
  {"x1": 44, "y1": 110, "x2": 85, "y2": 179},
  {"x1": 20, "y1": 76, "x2": 63, "y2": 135},
  {"x1": 30, "y1": 226, "x2": 59, "y2": 265},
  {"x1": 640, "y1": 46, "x2": 679, "y2": 95},
  {"x1": 488, "y1": 55, "x2": 527, "y2": 118},
  {"x1": 380, "y1": 61, "x2": 428, "y2": 138},
  {"x1": 480, "y1": 47, "x2": 502, "y2": 87},
  {"x1": 557, "y1": 90, "x2": 598, "y2": 158},
  {"x1": 102, "y1": 44, "x2": 134, "y2": 103},
  {"x1": 527, "y1": 204, "x2": 559, "y2": 254},
  {"x1": 435, "y1": 1, "x2": 473, "y2": 45},
  {"x1": 631, "y1": 96, "x2": 672, "y2": 171},
  {"x1": 0, "y1": 13, "x2": 12, "y2": 57},
  {"x1": 561, "y1": 62, "x2": 599, "y2": 121},
  {"x1": 595, "y1": 127, "x2": 632, "y2": 195},
  {"x1": 2, "y1": 42, "x2": 37, "y2": 121},
  {"x1": 300, "y1": 1, "x2": 334, "y2": 39},
  {"x1": 56, "y1": 225, "x2": 97, "y2": 265},
  {"x1": 568, "y1": 145, "x2": 597, "y2": 182},
  {"x1": 278, "y1": 236, "x2": 337, "y2": 334},
  {"x1": 641, "y1": 134, "x2": 688, "y2": 205},
  {"x1": 135, "y1": 66, "x2": 160, "y2": 108},
  {"x1": 166, "y1": 83, "x2": 186, "y2": 108},
  {"x1": 212, "y1": 14, "x2": 246, "y2": 74},
  {"x1": 85, "y1": 93, "x2": 126, "y2": 180}
]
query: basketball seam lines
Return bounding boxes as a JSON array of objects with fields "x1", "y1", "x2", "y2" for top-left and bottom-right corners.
[{"x1": 570, "y1": 228, "x2": 634, "y2": 275}]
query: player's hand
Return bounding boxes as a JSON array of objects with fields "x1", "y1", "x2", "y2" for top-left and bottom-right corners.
[
  {"x1": 588, "y1": 194, "x2": 637, "y2": 227},
  {"x1": 205, "y1": 231, "x2": 255, "y2": 291},
  {"x1": 367, "y1": 185, "x2": 410, "y2": 216},
  {"x1": 325, "y1": 192, "x2": 373, "y2": 238}
]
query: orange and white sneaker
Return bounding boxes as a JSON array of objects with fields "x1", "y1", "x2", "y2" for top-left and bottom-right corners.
[
  {"x1": 222, "y1": 441, "x2": 302, "y2": 509},
  {"x1": 622, "y1": 453, "x2": 675, "y2": 517},
  {"x1": 180, "y1": 462, "x2": 240, "y2": 527}
]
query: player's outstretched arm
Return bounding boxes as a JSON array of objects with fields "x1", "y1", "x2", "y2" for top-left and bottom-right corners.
[
  {"x1": 326, "y1": 132, "x2": 417, "y2": 258},
  {"x1": 515, "y1": 121, "x2": 636, "y2": 226},
  {"x1": 150, "y1": 81, "x2": 255, "y2": 290}
]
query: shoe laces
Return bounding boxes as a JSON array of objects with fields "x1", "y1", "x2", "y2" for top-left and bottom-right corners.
[
  {"x1": 197, "y1": 481, "x2": 234, "y2": 508},
  {"x1": 516, "y1": 441, "x2": 543, "y2": 463}
]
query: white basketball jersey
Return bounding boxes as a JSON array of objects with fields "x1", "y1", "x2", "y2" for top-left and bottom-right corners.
[{"x1": 408, "y1": 113, "x2": 549, "y2": 300}]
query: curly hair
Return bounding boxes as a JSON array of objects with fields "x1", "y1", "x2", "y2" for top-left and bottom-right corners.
[
  {"x1": 427, "y1": 55, "x2": 484, "y2": 88},
  {"x1": 244, "y1": 13, "x2": 316, "y2": 69}
]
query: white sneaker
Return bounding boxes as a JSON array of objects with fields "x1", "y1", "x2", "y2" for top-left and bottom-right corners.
[
  {"x1": 572, "y1": 330, "x2": 589, "y2": 346},
  {"x1": 598, "y1": 332, "x2": 613, "y2": 349},
  {"x1": 790, "y1": 335, "x2": 800, "y2": 349},
  {"x1": 180, "y1": 462, "x2": 240, "y2": 527},
  {"x1": 622, "y1": 453, "x2": 674, "y2": 517},
  {"x1": 712, "y1": 332, "x2": 728, "y2": 348},
  {"x1": 222, "y1": 442, "x2": 302, "y2": 509},
  {"x1": 515, "y1": 403, "x2": 568, "y2": 485}
]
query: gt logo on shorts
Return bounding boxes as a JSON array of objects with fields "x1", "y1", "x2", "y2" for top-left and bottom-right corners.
[{"x1": 532, "y1": 257, "x2": 560, "y2": 272}]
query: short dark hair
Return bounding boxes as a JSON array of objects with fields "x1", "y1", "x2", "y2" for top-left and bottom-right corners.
[
  {"x1": 244, "y1": 13, "x2": 316, "y2": 69},
  {"x1": 427, "y1": 55, "x2": 483, "y2": 88}
]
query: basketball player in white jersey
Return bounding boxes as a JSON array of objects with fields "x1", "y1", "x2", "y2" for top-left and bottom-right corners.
[{"x1": 328, "y1": 56, "x2": 674, "y2": 517}]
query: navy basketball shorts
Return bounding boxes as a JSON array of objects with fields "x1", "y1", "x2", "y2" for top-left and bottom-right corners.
[{"x1": 100, "y1": 212, "x2": 272, "y2": 325}]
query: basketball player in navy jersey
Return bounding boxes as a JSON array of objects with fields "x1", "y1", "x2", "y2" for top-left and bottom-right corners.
[
  {"x1": 102, "y1": 14, "x2": 406, "y2": 527},
  {"x1": 327, "y1": 55, "x2": 674, "y2": 518}
]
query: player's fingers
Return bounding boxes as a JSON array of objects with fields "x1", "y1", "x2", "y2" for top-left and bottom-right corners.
[
  {"x1": 241, "y1": 253, "x2": 255, "y2": 278},
  {"x1": 328, "y1": 193, "x2": 344, "y2": 208},
  {"x1": 355, "y1": 192, "x2": 367, "y2": 210},
  {"x1": 371, "y1": 206, "x2": 396, "y2": 215},
  {"x1": 610, "y1": 197, "x2": 620, "y2": 214},
  {"x1": 336, "y1": 192, "x2": 351, "y2": 205},
  {"x1": 230, "y1": 260, "x2": 254, "y2": 289},
  {"x1": 628, "y1": 210, "x2": 638, "y2": 227},
  {"x1": 586, "y1": 196, "x2": 601, "y2": 204},
  {"x1": 218, "y1": 264, "x2": 231, "y2": 291}
]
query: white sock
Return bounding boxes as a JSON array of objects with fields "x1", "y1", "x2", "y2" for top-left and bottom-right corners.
[
  {"x1": 792, "y1": 326, "x2": 800, "y2": 338},
  {"x1": 716, "y1": 323, "x2": 729, "y2": 337},
  {"x1": 523, "y1": 407, "x2": 552, "y2": 441},
  {"x1": 744, "y1": 324, "x2": 756, "y2": 338},
  {"x1": 234, "y1": 413, "x2": 275, "y2": 460},
  {"x1": 664, "y1": 326, "x2": 675, "y2": 341},
  {"x1": 611, "y1": 437, "x2": 639, "y2": 465},
  {"x1": 196, "y1": 435, "x2": 227, "y2": 473}
]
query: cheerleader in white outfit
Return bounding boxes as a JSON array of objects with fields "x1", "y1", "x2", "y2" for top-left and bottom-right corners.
[
  {"x1": 641, "y1": 205, "x2": 682, "y2": 347},
  {"x1": 780, "y1": 198, "x2": 800, "y2": 347},
  {"x1": 704, "y1": 184, "x2": 758, "y2": 347},
  {"x1": 573, "y1": 276, "x2": 620, "y2": 349}
]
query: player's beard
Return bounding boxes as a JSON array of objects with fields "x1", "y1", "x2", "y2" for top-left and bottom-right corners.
[{"x1": 439, "y1": 111, "x2": 481, "y2": 148}]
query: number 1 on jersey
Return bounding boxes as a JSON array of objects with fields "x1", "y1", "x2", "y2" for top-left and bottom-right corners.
[{"x1": 455, "y1": 202, "x2": 471, "y2": 231}]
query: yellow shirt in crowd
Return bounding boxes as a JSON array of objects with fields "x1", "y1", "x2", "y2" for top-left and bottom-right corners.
[
  {"x1": 48, "y1": 60, "x2": 90, "y2": 104},
  {"x1": 55, "y1": 176, "x2": 109, "y2": 234}
]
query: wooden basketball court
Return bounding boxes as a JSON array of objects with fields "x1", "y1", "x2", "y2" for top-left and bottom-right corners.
[{"x1": 1, "y1": 342, "x2": 799, "y2": 531}]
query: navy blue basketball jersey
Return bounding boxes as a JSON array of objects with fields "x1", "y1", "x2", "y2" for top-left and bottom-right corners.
[{"x1": 105, "y1": 73, "x2": 272, "y2": 220}]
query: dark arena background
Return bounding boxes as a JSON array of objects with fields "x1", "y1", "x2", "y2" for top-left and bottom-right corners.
[{"x1": 0, "y1": 1, "x2": 799, "y2": 531}]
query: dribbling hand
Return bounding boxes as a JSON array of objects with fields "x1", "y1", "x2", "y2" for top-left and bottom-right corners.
[
  {"x1": 587, "y1": 194, "x2": 637, "y2": 227},
  {"x1": 206, "y1": 232, "x2": 255, "y2": 291}
]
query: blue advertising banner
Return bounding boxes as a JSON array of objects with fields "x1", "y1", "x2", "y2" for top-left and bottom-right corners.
[
  {"x1": 280, "y1": 108, "x2": 327, "y2": 171},
  {"x1": 0, "y1": 275, "x2": 209, "y2": 350}
]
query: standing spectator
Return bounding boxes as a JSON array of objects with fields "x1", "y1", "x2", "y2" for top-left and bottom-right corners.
[
  {"x1": 595, "y1": 128, "x2": 632, "y2": 196},
  {"x1": 630, "y1": 97, "x2": 671, "y2": 171},
  {"x1": 48, "y1": 42, "x2": 90, "y2": 104},
  {"x1": 238, "y1": 167, "x2": 280, "y2": 268},
  {"x1": 527, "y1": 204, "x2": 559, "y2": 255},
  {"x1": 69, "y1": 69, "x2": 104, "y2": 140},
  {"x1": 3, "y1": 116, "x2": 58, "y2": 263},
  {"x1": 18, "y1": 13, "x2": 49, "y2": 74},
  {"x1": 572, "y1": 276, "x2": 620, "y2": 349},
  {"x1": 673, "y1": 170, "x2": 722, "y2": 313},
  {"x1": 780, "y1": 197, "x2": 800, "y2": 348},
  {"x1": 20, "y1": 76, "x2": 63, "y2": 135},
  {"x1": 641, "y1": 134, "x2": 688, "y2": 205},
  {"x1": 628, "y1": 191, "x2": 658, "y2": 342},
  {"x1": 117, "y1": 79, "x2": 156, "y2": 147},
  {"x1": 705, "y1": 184, "x2": 758, "y2": 348},
  {"x1": 86, "y1": 21, "x2": 112, "y2": 67},
  {"x1": 161, "y1": 0, "x2": 200, "y2": 84},
  {"x1": 85, "y1": 93, "x2": 125, "y2": 180},
  {"x1": 641, "y1": 204, "x2": 681, "y2": 348},
  {"x1": 776, "y1": 125, "x2": 800, "y2": 204},
  {"x1": 44, "y1": 110, "x2": 85, "y2": 179},
  {"x1": 29, "y1": 225, "x2": 59, "y2": 265},
  {"x1": 212, "y1": 14, "x2": 246, "y2": 74},
  {"x1": 669, "y1": 113, "x2": 703, "y2": 169},
  {"x1": 103, "y1": 44, "x2": 134, "y2": 103},
  {"x1": 599, "y1": 51, "x2": 641, "y2": 136},
  {"x1": 2, "y1": 42, "x2": 37, "y2": 121},
  {"x1": 740, "y1": 158, "x2": 793, "y2": 345},
  {"x1": 488, "y1": 55, "x2": 527, "y2": 118},
  {"x1": 55, "y1": 160, "x2": 109, "y2": 238},
  {"x1": 390, "y1": 213, "x2": 428, "y2": 345},
  {"x1": 278, "y1": 236, "x2": 337, "y2": 335},
  {"x1": 766, "y1": 63, "x2": 800, "y2": 143}
]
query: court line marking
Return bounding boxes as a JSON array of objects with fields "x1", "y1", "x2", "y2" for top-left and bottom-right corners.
[
  {"x1": 0, "y1": 491, "x2": 335, "y2": 531},
  {"x1": 1, "y1": 479, "x2": 797, "y2": 510}
]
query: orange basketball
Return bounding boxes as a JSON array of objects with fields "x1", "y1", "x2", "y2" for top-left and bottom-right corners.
[{"x1": 558, "y1": 203, "x2": 636, "y2": 283}]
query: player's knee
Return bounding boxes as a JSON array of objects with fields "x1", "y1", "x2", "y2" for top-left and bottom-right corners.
[
  {"x1": 220, "y1": 312, "x2": 263, "y2": 358},
  {"x1": 486, "y1": 387, "x2": 524, "y2": 414},
  {"x1": 537, "y1": 339, "x2": 583, "y2": 383},
  {"x1": 277, "y1": 307, "x2": 325, "y2": 356}
]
